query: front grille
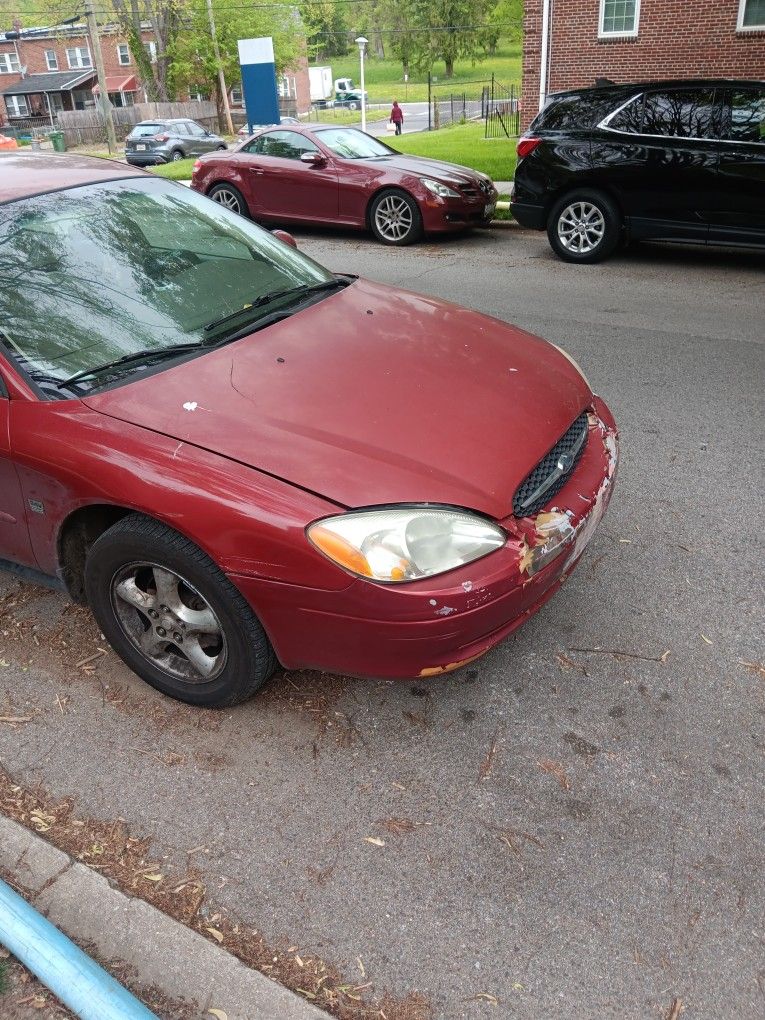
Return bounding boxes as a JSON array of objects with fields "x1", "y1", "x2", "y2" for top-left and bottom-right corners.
[
  {"x1": 459, "y1": 184, "x2": 480, "y2": 200},
  {"x1": 513, "y1": 412, "x2": 589, "y2": 517}
]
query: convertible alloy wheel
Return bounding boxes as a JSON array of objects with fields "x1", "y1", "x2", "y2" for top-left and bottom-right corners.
[
  {"x1": 208, "y1": 184, "x2": 247, "y2": 216},
  {"x1": 111, "y1": 561, "x2": 227, "y2": 684},
  {"x1": 370, "y1": 190, "x2": 422, "y2": 245},
  {"x1": 556, "y1": 201, "x2": 605, "y2": 255}
]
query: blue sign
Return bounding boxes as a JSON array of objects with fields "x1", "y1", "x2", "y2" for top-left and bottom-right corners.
[{"x1": 237, "y1": 37, "x2": 280, "y2": 131}]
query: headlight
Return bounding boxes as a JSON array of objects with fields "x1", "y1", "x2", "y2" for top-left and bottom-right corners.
[
  {"x1": 307, "y1": 507, "x2": 506, "y2": 583},
  {"x1": 550, "y1": 343, "x2": 592, "y2": 391},
  {"x1": 420, "y1": 178, "x2": 460, "y2": 199}
]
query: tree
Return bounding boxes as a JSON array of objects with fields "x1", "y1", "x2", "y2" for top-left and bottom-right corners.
[
  {"x1": 111, "y1": 0, "x2": 181, "y2": 101},
  {"x1": 299, "y1": 1, "x2": 349, "y2": 60},
  {"x1": 168, "y1": 0, "x2": 302, "y2": 121}
]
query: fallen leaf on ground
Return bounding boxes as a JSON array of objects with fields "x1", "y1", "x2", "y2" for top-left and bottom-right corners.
[
  {"x1": 739, "y1": 660, "x2": 765, "y2": 678},
  {"x1": 208, "y1": 1010, "x2": 228, "y2": 1020},
  {"x1": 538, "y1": 759, "x2": 571, "y2": 790},
  {"x1": 0, "y1": 715, "x2": 32, "y2": 725},
  {"x1": 701, "y1": 634, "x2": 713, "y2": 645},
  {"x1": 206, "y1": 926, "x2": 224, "y2": 942},
  {"x1": 660, "y1": 649, "x2": 671, "y2": 662},
  {"x1": 471, "y1": 992, "x2": 499, "y2": 1004},
  {"x1": 363, "y1": 836, "x2": 386, "y2": 847}
]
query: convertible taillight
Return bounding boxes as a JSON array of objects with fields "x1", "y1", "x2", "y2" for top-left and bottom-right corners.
[
  {"x1": 192, "y1": 160, "x2": 202, "y2": 174},
  {"x1": 516, "y1": 136, "x2": 542, "y2": 159}
]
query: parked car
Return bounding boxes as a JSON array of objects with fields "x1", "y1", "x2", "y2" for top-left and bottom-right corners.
[
  {"x1": 125, "y1": 119, "x2": 227, "y2": 165},
  {"x1": 191, "y1": 124, "x2": 498, "y2": 245},
  {"x1": 0, "y1": 151, "x2": 617, "y2": 707},
  {"x1": 237, "y1": 117, "x2": 299, "y2": 139},
  {"x1": 511, "y1": 78, "x2": 765, "y2": 262}
]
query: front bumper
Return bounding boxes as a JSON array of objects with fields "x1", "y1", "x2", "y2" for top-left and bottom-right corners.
[
  {"x1": 229, "y1": 396, "x2": 619, "y2": 680},
  {"x1": 421, "y1": 188, "x2": 500, "y2": 233}
]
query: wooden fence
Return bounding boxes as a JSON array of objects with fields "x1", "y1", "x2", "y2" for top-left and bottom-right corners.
[{"x1": 56, "y1": 101, "x2": 220, "y2": 147}]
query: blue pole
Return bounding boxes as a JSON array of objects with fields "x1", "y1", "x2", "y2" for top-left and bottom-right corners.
[{"x1": 0, "y1": 878, "x2": 159, "y2": 1020}]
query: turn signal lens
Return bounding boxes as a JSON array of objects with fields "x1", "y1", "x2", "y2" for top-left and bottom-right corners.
[
  {"x1": 307, "y1": 507, "x2": 506, "y2": 583},
  {"x1": 516, "y1": 136, "x2": 542, "y2": 159}
]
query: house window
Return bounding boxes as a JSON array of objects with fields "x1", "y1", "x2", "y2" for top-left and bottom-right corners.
[
  {"x1": 45, "y1": 49, "x2": 58, "y2": 71},
  {"x1": 6, "y1": 95, "x2": 30, "y2": 117},
  {"x1": 0, "y1": 52, "x2": 21, "y2": 74},
  {"x1": 66, "y1": 46, "x2": 92, "y2": 69},
  {"x1": 231, "y1": 85, "x2": 243, "y2": 105},
  {"x1": 117, "y1": 43, "x2": 131, "y2": 65},
  {"x1": 599, "y1": 0, "x2": 640, "y2": 37},
  {"x1": 738, "y1": 0, "x2": 765, "y2": 29},
  {"x1": 144, "y1": 41, "x2": 157, "y2": 63}
]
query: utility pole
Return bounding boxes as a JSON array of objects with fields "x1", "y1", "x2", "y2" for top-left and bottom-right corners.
[
  {"x1": 84, "y1": 0, "x2": 116, "y2": 154},
  {"x1": 205, "y1": 0, "x2": 234, "y2": 136}
]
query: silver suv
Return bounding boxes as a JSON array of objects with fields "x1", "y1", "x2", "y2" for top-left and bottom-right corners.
[{"x1": 125, "y1": 119, "x2": 227, "y2": 166}]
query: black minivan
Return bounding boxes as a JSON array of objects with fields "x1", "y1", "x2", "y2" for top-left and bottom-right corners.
[{"x1": 511, "y1": 79, "x2": 765, "y2": 263}]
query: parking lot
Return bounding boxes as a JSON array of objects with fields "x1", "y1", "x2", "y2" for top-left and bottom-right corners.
[{"x1": 0, "y1": 224, "x2": 763, "y2": 1019}]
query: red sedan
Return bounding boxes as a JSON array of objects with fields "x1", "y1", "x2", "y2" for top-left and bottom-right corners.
[
  {"x1": 191, "y1": 124, "x2": 498, "y2": 245},
  {"x1": 0, "y1": 153, "x2": 617, "y2": 707}
]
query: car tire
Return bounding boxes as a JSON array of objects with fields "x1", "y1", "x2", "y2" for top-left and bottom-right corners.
[
  {"x1": 547, "y1": 189, "x2": 622, "y2": 264},
  {"x1": 369, "y1": 188, "x2": 423, "y2": 246},
  {"x1": 84, "y1": 514, "x2": 277, "y2": 707},
  {"x1": 170, "y1": 149, "x2": 186, "y2": 162},
  {"x1": 217, "y1": 144, "x2": 227, "y2": 150},
  {"x1": 207, "y1": 182, "x2": 249, "y2": 216}
]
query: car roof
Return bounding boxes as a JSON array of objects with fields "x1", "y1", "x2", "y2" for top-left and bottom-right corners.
[
  {"x1": 549, "y1": 78, "x2": 765, "y2": 99},
  {"x1": 0, "y1": 151, "x2": 149, "y2": 204}
]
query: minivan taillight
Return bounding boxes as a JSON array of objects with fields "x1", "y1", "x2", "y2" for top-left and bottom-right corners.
[
  {"x1": 154, "y1": 133, "x2": 169, "y2": 142},
  {"x1": 516, "y1": 136, "x2": 542, "y2": 159}
]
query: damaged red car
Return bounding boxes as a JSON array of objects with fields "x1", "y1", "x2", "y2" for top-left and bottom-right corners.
[{"x1": 0, "y1": 154, "x2": 618, "y2": 707}]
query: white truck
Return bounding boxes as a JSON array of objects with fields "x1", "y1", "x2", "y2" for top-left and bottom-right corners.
[{"x1": 308, "y1": 66, "x2": 333, "y2": 103}]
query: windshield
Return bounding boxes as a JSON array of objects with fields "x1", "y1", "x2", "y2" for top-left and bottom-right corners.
[
  {"x1": 0, "y1": 178, "x2": 333, "y2": 397},
  {"x1": 316, "y1": 128, "x2": 396, "y2": 159}
]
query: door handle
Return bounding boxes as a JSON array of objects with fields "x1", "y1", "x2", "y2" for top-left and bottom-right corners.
[{"x1": 249, "y1": 167, "x2": 264, "y2": 174}]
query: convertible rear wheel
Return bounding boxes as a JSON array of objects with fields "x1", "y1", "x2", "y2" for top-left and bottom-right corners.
[
  {"x1": 208, "y1": 183, "x2": 248, "y2": 217},
  {"x1": 370, "y1": 189, "x2": 423, "y2": 246},
  {"x1": 85, "y1": 514, "x2": 276, "y2": 706}
]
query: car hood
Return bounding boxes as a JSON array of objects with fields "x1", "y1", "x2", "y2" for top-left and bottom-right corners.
[
  {"x1": 366, "y1": 154, "x2": 495, "y2": 189},
  {"x1": 82, "y1": 279, "x2": 590, "y2": 520}
]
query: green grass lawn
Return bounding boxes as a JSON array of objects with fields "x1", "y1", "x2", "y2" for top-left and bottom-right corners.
[
  {"x1": 391, "y1": 122, "x2": 516, "y2": 182},
  {"x1": 150, "y1": 158, "x2": 198, "y2": 180},
  {"x1": 319, "y1": 39, "x2": 521, "y2": 104}
]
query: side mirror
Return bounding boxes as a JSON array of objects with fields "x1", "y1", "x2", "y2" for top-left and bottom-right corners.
[
  {"x1": 300, "y1": 151, "x2": 325, "y2": 166},
  {"x1": 271, "y1": 229, "x2": 298, "y2": 249}
]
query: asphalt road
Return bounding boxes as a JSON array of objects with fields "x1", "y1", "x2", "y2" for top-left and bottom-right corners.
[
  {"x1": 354, "y1": 101, "x2": 431, "y2": 136},
  {"x1": 0, "y1": 226, "x2": 763, "y2": 1019}
]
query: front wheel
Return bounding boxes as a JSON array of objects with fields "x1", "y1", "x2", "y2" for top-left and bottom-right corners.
[
  {"x1": 547, "y1": 189, "x2": 621, "y2": 264},
  {"x1": 369, "y1": 189, "x2": 423, "y2": 246},
  {"x1": 85, "y1": 514, "x2": 277, "y2": 707},
  {"x1": 207, "y1": 182, "x2": 249, "y2": 217}
]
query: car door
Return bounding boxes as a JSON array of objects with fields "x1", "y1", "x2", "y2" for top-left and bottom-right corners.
[
  {"x1": 187, "y1": 120, "x2": 214, "y2": 155},
  {"x1": 596, "y1": 87, "x2": 720, "y2": 242},
  {"x1": 709, "y1": 85, "x2": 765, "y2": 245},
  {"x1": 240, "y1": 130, "x2": 340, "y2": 222},
  {"x1": 0, "y1": 362, "x2": 36, "y2": 568}
]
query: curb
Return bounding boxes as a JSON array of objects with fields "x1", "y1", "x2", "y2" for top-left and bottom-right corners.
[{"x1": 0, "y1": 815, "x2": 330, "y2": 1020}]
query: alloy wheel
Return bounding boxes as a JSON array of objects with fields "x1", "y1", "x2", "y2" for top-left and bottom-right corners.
[
  {"x1": 111, "y1": 562, "x2": 227, "y2": 684},
  {"x1": 374, "y1": 195, "x2": 414, "y2": 242},
  {"x1": 557, "y1": 201, "x2": 605, "y2": 255},
  {"x1": 171, "y1": 150, "x2": 184, "y2": 162},
  {"x1": 211, "y1": 188, "x2": 242, "y2": 213}
]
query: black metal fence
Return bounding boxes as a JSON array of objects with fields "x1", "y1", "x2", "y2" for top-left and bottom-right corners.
[
  {"x1": 485, "y1": 79, "x2": 520, "y2": 139},
  {"x1": 427, "y1": 76, "x2": 490, "y2": 130}
]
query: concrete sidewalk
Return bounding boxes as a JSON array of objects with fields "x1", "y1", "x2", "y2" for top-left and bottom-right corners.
[{"x1": 0, "y1": 816, "x2": 329, "y2": 1020}]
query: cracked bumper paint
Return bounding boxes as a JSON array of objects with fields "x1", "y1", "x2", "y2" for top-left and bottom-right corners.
[{"x1": 229, "y1": 397, "x2": 618, "y2": 679}]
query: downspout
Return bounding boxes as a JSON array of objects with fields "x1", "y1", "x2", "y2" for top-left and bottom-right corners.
[
  {"x1": 538, "y1": 0, "x2": 551, "y2": 111},
  {"x1": 0, "y1": 877, "x2": 159, "y2": 1020}
]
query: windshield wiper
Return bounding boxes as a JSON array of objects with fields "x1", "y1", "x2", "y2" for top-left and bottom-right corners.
[
  {"x1": 202, "y1": 276, "x2": 354, "y2": 336},
  {"x1": 63, "y1": 342, "x2": 204, "y2": 386}
]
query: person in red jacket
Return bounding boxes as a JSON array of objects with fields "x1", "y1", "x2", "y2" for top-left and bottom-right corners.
[{"x1": 390, "y1": 100, "x2": 404, "y2": 135}]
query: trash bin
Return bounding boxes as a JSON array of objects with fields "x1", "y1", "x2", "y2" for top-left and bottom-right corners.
[{"x1": 50, "y1": 131, "x2": 66, "y2": 153}]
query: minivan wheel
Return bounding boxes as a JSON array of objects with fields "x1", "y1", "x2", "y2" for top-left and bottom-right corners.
[
  {"x1": 547, "y1": 189, "x2": 621, "y2": 264},
  {"x1": 208, "y1": 183, "x2": 248, "y2": 216},
  {"x1": 85, "y1": 514, "x2": 277, "y2": 707}
]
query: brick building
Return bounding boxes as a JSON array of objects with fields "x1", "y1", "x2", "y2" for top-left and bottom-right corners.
[
  {"x1": 521, "y1": 0, "x2": 765, "y2": 129},
  {"x1": 0, "y1": 21, "x2": 160, "y2": 125}
]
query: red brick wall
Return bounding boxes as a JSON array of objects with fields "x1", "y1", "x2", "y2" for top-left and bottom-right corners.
[{"x1": 521, "y1": 0, "x2": 765, "y2": 130}]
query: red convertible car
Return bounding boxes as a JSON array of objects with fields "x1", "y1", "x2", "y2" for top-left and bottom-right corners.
[
  {"x1": 191, "y1": 124, "x2": 498, "y2": 245},
  {"x1": 0, "y1": 153, "x2": 618, "y2": 707}
]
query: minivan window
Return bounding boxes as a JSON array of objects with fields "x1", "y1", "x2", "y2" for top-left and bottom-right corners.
[
  {"x1": 727, "y1": 89, "x2": 765, "y2": 143},
  {"x1": 642, "y1": 89, "x2": 717, "y2": 139},
  {"x1": 606, "y1": 94, "x2": 644, "y2": 133},
  {"x1": 536, "y1": 92, "x2": 614, "y2": 131}
]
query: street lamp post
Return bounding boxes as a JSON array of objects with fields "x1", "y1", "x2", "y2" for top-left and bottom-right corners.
[{"x1": 355, "y1": 36, "x2": 368, "y2": 133}]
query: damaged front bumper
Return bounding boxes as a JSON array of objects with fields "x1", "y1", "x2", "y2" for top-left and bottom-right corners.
[{"x1": 229, "y1": 397, "x2": 619, "y2": 679}]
